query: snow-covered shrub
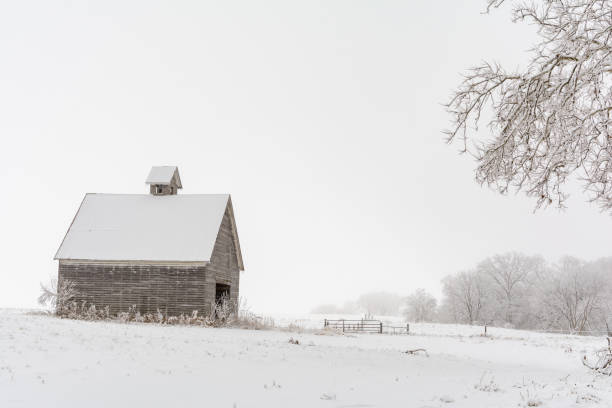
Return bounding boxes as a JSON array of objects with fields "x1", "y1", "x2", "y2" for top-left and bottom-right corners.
[
  {"x1": 582, "y1": 339, "x2": 612, "y2": 375},
  {"x1": 517, "y1": 380, "x2": 543, "y2": 407},
  {"x1": 209, "y1": 293, "x2": 235, "y2": 325},
  {"x1": 231, "y1": 298, "x2": 275, "y2": 330},
  {"x1": 38, "y1": 278, "x2": 78, "y2": 315},
  {"x1": 474, "y1": 372, "x2": 501, "y2": 393},
  {"x1": 116, "y1": 312, "x2": 128, "y2": 322},
  {"x1": 520, "y1": 391, "x2": 542, "y2": 407},
  {"x1": 38, "y1": 288, "x2": 274, "y2": 330},
  {"x1": 62, "y1": 301, "x2": 109, "y2": 320}
]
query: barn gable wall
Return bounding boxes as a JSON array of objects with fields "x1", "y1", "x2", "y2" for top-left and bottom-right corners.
[
  {"x1": 58, "y1": 262, "x2": 211, "y2": 316},
  {"x1": 205, "y1": 204, "x2": 241, "y2": 305}
]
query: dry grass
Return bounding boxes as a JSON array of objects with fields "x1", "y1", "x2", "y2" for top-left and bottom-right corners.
[{"x1": 41, "y1": 295, "x2": 277, "y2": 331}]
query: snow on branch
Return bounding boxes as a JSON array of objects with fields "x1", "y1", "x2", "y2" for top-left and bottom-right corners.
[{"x1": 446, "y1": 0, "x2": 611, "y2": 212}]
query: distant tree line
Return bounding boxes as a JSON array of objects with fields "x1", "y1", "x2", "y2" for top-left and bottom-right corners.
[
  {"x1": 312, "y1": 253, "x2": 612, "y2": 334},
  {"x1": 439, "y1": 254, "x2": 612, "y2": 333},
  {"x1": 310, "y1": 291, "x2": 404, "y2": 317}
]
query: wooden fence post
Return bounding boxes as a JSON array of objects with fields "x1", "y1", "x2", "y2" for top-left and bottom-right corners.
[
  {"x1": 342, "y1": 320, "x2": 345, "y2": 333},
  {"x1": 407, "y1": 323, "x2": 410, "y2": 335},
  {"x1": 324, "y1": 319, "x2": 327, "y2": 328},
  {"x1": 379, "y1": 322, "x2": 383, "y2": 334},
  {"x1": 484, "y1": 324, "x2": 487, "y2": 337}
]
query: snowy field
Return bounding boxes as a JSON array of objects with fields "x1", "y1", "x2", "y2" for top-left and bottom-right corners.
[{"x1": 2, "y1": 309, "x2": 612, "y2": 407}]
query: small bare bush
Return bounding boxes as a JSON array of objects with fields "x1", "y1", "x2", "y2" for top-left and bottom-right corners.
[
  {"x1": 516, "y1": 380, "x2": 543, "y2": 407},
  {"x1": 474, "y1": 372, "x2": 501, "y2": 393},
  {"x1": 63, "y1": 301, "x2": 109, "y2": 320},
  {"x1": 521, "y1": 394, "x2": 542, "y2": 407},
  {"x1": 582, "y1": 338, "x2": 612, "y2": 375},
  {"x1": 231, "y1": 298, "x2": 275, "y2": 330},
  {"x1": 208, "y1": 294, "x2": 235, "y2": 326},
  {"x1": 38, "y1": 278, "x2": 78, "y2": 314}
]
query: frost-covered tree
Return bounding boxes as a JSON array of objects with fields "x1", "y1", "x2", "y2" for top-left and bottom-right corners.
[
  {"x1": 446, "y1": 0, "x2": 612, "y2": 212},
  {"x1": 356, "y1": 292, "x2": 404, "y2": 316},
  {"x1": 587, "y1": 257, "x2": 612, "y2": 329},
  {"x1": 404, "y1": 289, "x2": 438, "y2": 322},
  {"x1": 535, "y1": 257, "x2": 608, "y2": 332},
  {"x1": 478, "y1": 253, "x2": 544, "y2": 326},
  {"x1": 441, "y1": 270, "x2": 493, "y2": 324}
]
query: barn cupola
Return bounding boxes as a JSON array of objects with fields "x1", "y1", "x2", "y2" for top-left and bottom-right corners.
[{"x1": 145, "y1": 166, "x2": 182, "y2": 196}]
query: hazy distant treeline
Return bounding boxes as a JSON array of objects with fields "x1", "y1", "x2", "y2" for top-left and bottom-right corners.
[
  {"x1": 311, "y1": 253, "x2": 612, "y2": 333},
  {"x1": 311, "y1": 291, "x2": 405, "y2": 317},
  {"x1": 439, "y1": 254, "x2": 612, "y2": 333}
]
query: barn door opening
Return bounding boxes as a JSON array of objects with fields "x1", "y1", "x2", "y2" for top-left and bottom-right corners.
[{"x1": 215, "y1": 283, "x2": 230, "y2": 305}]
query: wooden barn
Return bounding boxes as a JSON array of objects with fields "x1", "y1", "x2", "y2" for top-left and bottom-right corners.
[{"x1": 54, "y1": 166, "x2": 244, "y2": 316}]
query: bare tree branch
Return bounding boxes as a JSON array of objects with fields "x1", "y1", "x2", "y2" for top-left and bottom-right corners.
[{"x1": 446, "y1": 0, "x2": 612, "y2": 213}]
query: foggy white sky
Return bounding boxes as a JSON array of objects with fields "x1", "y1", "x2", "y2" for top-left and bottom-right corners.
[{"x1": 1, "y1": 1, "x2": 610, "y2": 313}]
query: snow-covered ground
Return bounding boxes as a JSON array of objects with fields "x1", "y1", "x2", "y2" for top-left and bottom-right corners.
[{"x1": 2, "y1": 309, "x2": 612, "y2": 407}]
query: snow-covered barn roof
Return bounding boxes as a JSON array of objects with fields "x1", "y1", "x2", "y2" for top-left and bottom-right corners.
[
  {"x1": 54, "y1": 193, "x2": 243, "y2": 269},
  {"x1": 145, "y1": 166, "x2": 182, "y2": 188}
]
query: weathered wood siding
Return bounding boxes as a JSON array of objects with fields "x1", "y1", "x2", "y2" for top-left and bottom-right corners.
[
  {"x1": 57, "y1": 203, "x2": 242, "y2": 316},
  {"x1": 58, "y1": 262, "x2": 210, "y2": 316},
  {"x1": 205, "y1": 205, "x2": 241, "y2": 305},
  {"x1": 149, "y1": 184, "x2": 177, "y2": 195}
]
